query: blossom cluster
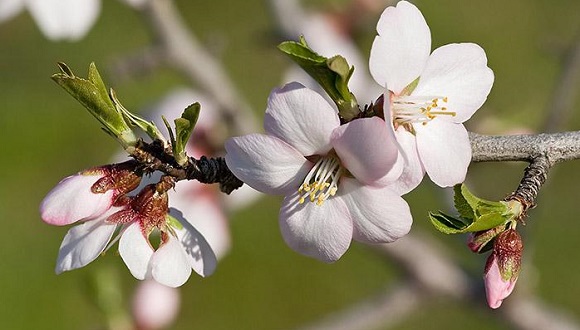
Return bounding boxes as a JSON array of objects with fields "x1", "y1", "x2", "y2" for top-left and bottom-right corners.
[
  {"x1": 226, "y1": 1, "x2": 493, "y2": 261},
  {"x1": 40, "y1": 161, "x2": 216, "y2": 288},
  {"x1": 39, "y1": 0, "x2": 513, "y2": 309}
]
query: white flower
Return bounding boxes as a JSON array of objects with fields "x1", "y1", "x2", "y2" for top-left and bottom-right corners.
[
  {"x1": 0, "y1": 0, "x2": 101, "y2": 41},
  {"x1": 225, "y1": 82, "x2": 412, "y2": 262},
  {"x1": 132, "y1": 280, "x2": 180, "y2": 330},
  {"x1": 369, "y1": 1, "x2": 494, "y2": 191}
]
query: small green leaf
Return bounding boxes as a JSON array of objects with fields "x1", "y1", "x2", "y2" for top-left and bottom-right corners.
[
  {"x1": 278, "y1": 37, "x2": 359, "y2": 120},
  {"x1": 51, "y1": 62, "x2": 136, "y2": 147},
  {"x1": 173, "y1": 103, "x2": 200, "y2": 165},
  {"x1": 464, "y1": 212, "x2": 507, "y2": 232},
  {"x1": 110, "y1": 89, "x2": 167, "y2": 145},
  {"x1": 429, "y1": 212, "x2": 470, "y2": 234}
]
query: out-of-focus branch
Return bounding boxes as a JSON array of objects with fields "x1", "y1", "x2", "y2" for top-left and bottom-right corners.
[
  {"x1": 298, "y1": 231, "x2": 580, "y2": 330},
  {"x1": 138, "y1": 0, "x2": 258, "y2": 136},
  {"x1": 543, "y1": 32, "x2": 580, "y2": 133}
]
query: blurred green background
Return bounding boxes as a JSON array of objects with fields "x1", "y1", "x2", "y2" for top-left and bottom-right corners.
[{"x1": 1, "y1": 0, "x2": 579, "y2": 329}]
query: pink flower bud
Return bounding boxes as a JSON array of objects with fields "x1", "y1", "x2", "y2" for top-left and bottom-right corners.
[
  {"x1": 483, "y1": 229, "x2": 523, "y2": 309},
  {"x1": 132, "y1": 280, "x2": 180, "y2": 330},
  {"x1": 40, "y1": 161, "x2": 142, "y2": 226}
]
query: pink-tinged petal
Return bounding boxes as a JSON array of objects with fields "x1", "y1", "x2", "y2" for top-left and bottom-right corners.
[
  {"x1": 415, "y1": 119, "x2": 471, "y2": 187},
  {"x1": 40, "y1": 173, "x2": 113, "y2": 226},
  {"x1": 150, "y1": 235, "x2": 192, "y2": 288},
  {"x1": 264, "y1": 82, "x2": 339, "y2": 155},
  {"x1": 331, "y1": 117, "x2": 398, "y2": 185},
  {"x1": 225, "y1": 134, "x2": 311, "y2": 195},
  {"x1": 119, "y1": 222, "x2": 153, "y2": 280},
  {"x1": 340, "y1": 178, "x2": 412, "y2": 243},
  {"x1": 484, "y1": 257, "x2": 517, "y2": 309},
  {"x1": 169, "y1": 192, "x2": 230, "y2": 260},
  {"x1": 55, "y1": 217, "x2": 117, "y2": 274},
  {"x1": 413, "y1": 43, "x2": 494, "y2": 123},
  {"x1": 26, "y1": 0, "x2": 100, "y2": 41},
  {"x1": 369, "y1": 1, "x2": 431, "y2": 93},
  {"x1": 0, "y1": 0, "x2": 24, "y2": 22},
  {"x1": 171, "y1": 208, "x2": 218, "y2": 277},
  {"x1": 387, "y1": 128, "x2": 425, "y2": 195},
  {"x1": 279, "y1": 192, "x2": 353, "y2": 263}
]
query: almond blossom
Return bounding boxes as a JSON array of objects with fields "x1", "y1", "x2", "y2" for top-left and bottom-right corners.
[
  {"x1": 225, "y1": 82, "x2": 412, "y2": 262},
  {"x1": 369, "y1": 1, "x2": 494, "y2": 191},
  {"x1": 483, "y1": 229, "x2": 522, "y2": 308},
  {"x1": 41, "y1": 162, "x2": 216, "y2": 287},
  {"x1": 0, "y1": 0, "x2": 100, "y2": 41}
]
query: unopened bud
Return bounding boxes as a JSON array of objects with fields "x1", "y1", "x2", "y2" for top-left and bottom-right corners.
[{"x1": 483, "y1": 229, "x2": 523, "y2": 309}]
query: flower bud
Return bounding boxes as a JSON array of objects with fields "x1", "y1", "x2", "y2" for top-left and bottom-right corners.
[
  {"x1": 467, "y1": 225, "x2": 504, "y2": 253},
  {"x1": 483, "y1": 229, "x2": 523, "y2": 309}
]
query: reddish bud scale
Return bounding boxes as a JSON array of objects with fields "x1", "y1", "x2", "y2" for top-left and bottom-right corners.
[
  {"x1": 90, "y1": 160, "x2": 143, "y2": 196},
  {"x1": 486, "y1": 229, "x2": 523, "y2": 281},
  {"x1": 467, "y1": 226, "x2": 505, "y2": 254}
]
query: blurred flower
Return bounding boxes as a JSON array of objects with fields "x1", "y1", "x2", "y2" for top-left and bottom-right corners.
[
  {"x1": 483, "y1": 229, "x2": 523, "y2": 309},
  {"x1": 225, "y1": 82, "x2": 411, "y2": 262},
  {"x1": 40, "y1": 161, "x2": 141, "y2": 226},
  {"x1": 132, "y1": 280, "x2": 180, "y2": 330},
  {"x1": 120, "y1": 0, "x2": 149, "y2": 10},
  {"x1": 369, "y1": 1, "x2": 494, "y2": 191},
  {"x1": 0, "y1": 0, "x2": 101, "y2": 41}
]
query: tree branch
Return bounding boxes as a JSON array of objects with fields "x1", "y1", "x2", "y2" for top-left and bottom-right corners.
[{"x1": 469, "y1": 131, "x2": 580, "y2": 165}]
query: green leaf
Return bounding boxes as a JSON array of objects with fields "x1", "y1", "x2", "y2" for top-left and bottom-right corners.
[
  {"x1": 464, "y1": 212, "x2": 507, "y2": 232},
  {"x1": 173, "y1": 103, "x2": 200, "y2": 165},
  {"x1": 453, "y1": 184, "x2": 476, "y2": 220},
  {"x1": 278, "y1": 37, "x2": 359, "y2": 120},
  {"x1": 51, "y1": 62, "x2": 136, "y2": 147},
  {"x1": 429, "y1": 212, "x2": 470, "y2": 234},
  {"x1": 110, "y1": 89, "x2": 167, "y2": 145}
]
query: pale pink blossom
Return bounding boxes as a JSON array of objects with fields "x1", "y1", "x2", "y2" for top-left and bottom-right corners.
[
  {"x1": 369, "y1": 1, "x2": 494, "y2": 191},
  {"x1": 0, "y1": 0, "x2": 100, "y2": 41},
  {"x1": 132, "y1": 280, "x2": 180, "y2": 330},
  {"x1": 225, "y1": 82, "x2": 412, "y2": 262}
]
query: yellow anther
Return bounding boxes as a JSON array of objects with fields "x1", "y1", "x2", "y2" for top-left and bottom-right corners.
[{"x1": 443, "y1": 97, "x2": 448, "y2": 103}]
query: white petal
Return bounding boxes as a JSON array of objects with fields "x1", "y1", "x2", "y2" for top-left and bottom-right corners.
[
  {"x1": 169, "y1": 192, "x2": 230, "y2": 260},
  {"x1": 40, "y1": 173, "x2": 113, "y2": 226},
  {"x1": 415, "y1": 119, "x2": 472, "y2": 187},
  {"x1": 369, "y1": 1, "x2": 431, "y2": 93},
  {"x1": 340, "y1": 178, "x2": 412, "y2": 243},
  {"x1": 55, "y1": 217, "x2": 117, "y2": 274},
  {"x1": 387, "y1": 128, "x2": 425, "y2": 195},
  {"x1": 0, "y1": 0, "x2": 24, "y2": 22},
  {"x1": 150, "y1": 235, "x2": 192, "y2": 288},
  {"x1": 225, "y1": 134, "x2": 311, "y2": 195},
  {"x1": 264, "y1": 82, "x2": 339, "y2": 155},
  {"x1": 26, "y1": 0, "x2": 100, "y2": 41},
  {"x1": 413, "y1": 43, "x2": 494, "y2": 123},
  {"x1": 119, "y1": 222, "x2": 153, "y2": 280},
  {"x1": 279, "y1": 192, "x2": 353, "y2": 263},
  {"x1": 331, "y1": 117, "x2": 398, "y2": 185},
  {"x1": 171, "y1": 208, "x2": 217, "y2": 277}
]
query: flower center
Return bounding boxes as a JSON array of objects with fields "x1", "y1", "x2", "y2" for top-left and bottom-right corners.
[
  {"x1": 392, "y1": 94, "x2": 455, "y2": 126},
  {"x1": 298, "y1": 155, "x2": 343, "y2": 206}
]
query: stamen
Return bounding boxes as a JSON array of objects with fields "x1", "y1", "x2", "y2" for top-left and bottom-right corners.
[
  {"x1": 298, "y1": 156, "x2": 342, "y2": 206},
  {"x1": 392, "y1": 95, "x2": 455, "y2": 126}
]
